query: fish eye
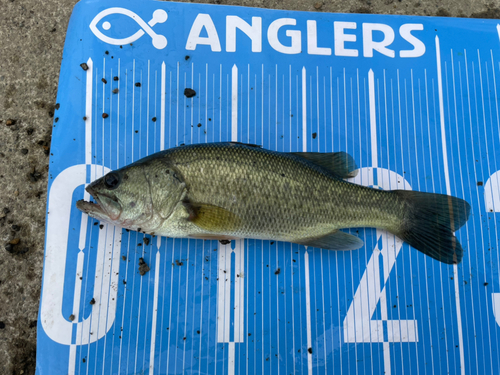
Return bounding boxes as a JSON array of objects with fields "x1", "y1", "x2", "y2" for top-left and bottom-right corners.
[{"x1": 104, "y1": 172, "x2": 120, "y2": 190}]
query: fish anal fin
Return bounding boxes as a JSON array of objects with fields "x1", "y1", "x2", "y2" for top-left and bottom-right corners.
[
  {"x1": 294, "y1": 230, "x2": 364, "y2": 250},
  {"x1": 290, "y1": 151, "x2": 358, "y2": 178}
]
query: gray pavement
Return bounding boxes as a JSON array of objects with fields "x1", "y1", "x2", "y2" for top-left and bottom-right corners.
[{"x1": 0, "y1": 0, "x2": 497, "y2": 374}]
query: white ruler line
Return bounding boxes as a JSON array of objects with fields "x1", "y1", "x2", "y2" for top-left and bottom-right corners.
[
  {"x1": 301, "y1": 65, "x2": 313, "y2": 375},
  {"x1": 147, "y1": 60, "x2": 150, "y2": 156},
  {"x1": 101, "y1": 58, "x2": 106, "y2": 176},
  {"x1": 304, "y1": 251, "x2": 313, "y2": 375},
  {"x1": 435, "y1": 35, "x2": 465, "y2": 375},
  {"x1": 85, "y1": 58, "x2": 93, "y2": 166},
  {"x1": 302, "y1": 67, "x2": 307, "y2": 151},
  {"x1": 149, "y1": 251, "x2": 161, "y2": 373},
  {"x1": 117, "y1": 59, "x2": 121, "y2": 168},
  {"x1": 232, "y1": 65, "x2": 238, "y2": 142},
  {"x1": 368, "y1": 69, "x2": 378, "y2": 169}
]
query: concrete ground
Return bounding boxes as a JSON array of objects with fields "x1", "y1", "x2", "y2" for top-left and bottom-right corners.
[{"x1": 0, "y1": 0, "x2": 497, "y2": 373}]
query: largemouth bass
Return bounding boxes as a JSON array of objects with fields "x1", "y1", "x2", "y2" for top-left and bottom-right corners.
[{"x1": 76, "y1": 142, "x2": 470, "y2": 264}]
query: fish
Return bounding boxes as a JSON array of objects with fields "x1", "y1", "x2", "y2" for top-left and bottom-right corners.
[{"x1": 76, "y1": 142, "x2": 471, "y2": 264}]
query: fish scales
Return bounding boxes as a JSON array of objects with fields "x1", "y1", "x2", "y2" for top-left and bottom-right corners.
[{"x1": 162, "y1": 143, "x2": 403, "y2": 241}]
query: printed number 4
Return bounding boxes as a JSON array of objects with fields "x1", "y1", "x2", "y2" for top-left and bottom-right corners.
[{"x1": 343, "y1": 167, "x2": 419, "y2": 344}]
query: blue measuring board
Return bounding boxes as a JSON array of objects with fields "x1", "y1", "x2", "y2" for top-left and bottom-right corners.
[{"x1": 38, "y1": 0, "x2": 500, "y2": 374}]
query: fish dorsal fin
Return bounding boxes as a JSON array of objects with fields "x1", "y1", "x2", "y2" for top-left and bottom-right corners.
[
  {"x1": 184, "y1": 200, "x2": 242, "y2": 232},
  {"x1": 290, "y1": 151, "x2": 358, "y2": 178},
  {"x1": 294, "y1": 230, "x2": 364, "y2": 250},
  {"x1": 228, "y1": 142, "x2": 262, "y2": 148}
]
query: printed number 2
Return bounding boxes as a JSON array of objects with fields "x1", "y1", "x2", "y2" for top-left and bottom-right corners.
[{"x1": 485, "y1": 171, "x2": 500, "y2": 328}]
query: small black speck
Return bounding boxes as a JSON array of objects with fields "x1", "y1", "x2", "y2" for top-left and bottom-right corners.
[
  {"x1": 122, "y1": 255, "x2": 126, "y2": 261},
  {"x1": 197, "y1": 330, "x2": 200, "y2": 334},
  {"x1": 114, "y1": 76, "x2": 119, "y2": 81},
  {"x1": 143, "y1": 237, "x2": 150, "y2": 246},
  {"x1": 102, "y1": 113, "x2": 109, "y2": 119},
  {"x1": 275, "y1": 268, "x2": 281, "y2": 275},
  {"x1": 183, "y1": 337, "x2": 186, "y2": 340},
  {"x1": 197, "y1": 123, "x2": 202, "y2": 127},
  {"x1": 102, "y1": 78, "x2": 107, "y2": 84},
  {"x1": 89, "y1": 298, "x2": 96, "y2": 305},
  {"x1": 312, "y1": 132, "x2": 317, "y2": 139},
  {"x1": 54, "y1": 117, "x2": 59, "y2": 123},
  {"x1": 135, "y1": 82, "x2": 141, "y2": 87},
  {"x1": 484, "y1": 282, "x2": 489, "y2": 286},
  {"x1": 135, "y1": 130, "x2": 138, "y2": 133},
  {"x1": 184, "y1": 88, "x2": 196, "y2": 98},
  {"x1": 477, "y1": 181, "x2": 483, "y2": 186},
  {"x1": 83, "y1": 116, "x2": 87, "y2": 121},
  {"x1": 152, "y1": 117, "x2": 157, "y2": 122},
  {"x1": 112, "y1": 88, "x2": 119, "y2": 94},
  {"x1": 185, "y1": 55, "x2": 190, "y2": 60},
  {"x1": 308, "y1": 347, "x2": 313, "y2": 354},
  {"x1": 270, "y1": 241, "x2": 275, "y2": 245},
  {"x1": 99, "y1": 224, "x2": 104, "y2": 230},
  {"x1": 80, "y1": 63, "x2": 89, "y2": 71}
]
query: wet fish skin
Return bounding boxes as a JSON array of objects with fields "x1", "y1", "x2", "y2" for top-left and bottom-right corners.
[{"x1": 76, "y1": 142, "x2": 470, "y2": 264}]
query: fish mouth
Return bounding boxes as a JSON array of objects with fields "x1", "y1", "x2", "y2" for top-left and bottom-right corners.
[
  {"x1": 76, "y1": 198, "x2": 107, "y2": 216},
  {"x1": 76, "y1": 186, "x2": 122, "y2": 221}
]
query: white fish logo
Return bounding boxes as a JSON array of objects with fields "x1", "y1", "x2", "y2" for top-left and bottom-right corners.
[{"x1": 89, "y1": 7, "x2": 168, "y2": 49}]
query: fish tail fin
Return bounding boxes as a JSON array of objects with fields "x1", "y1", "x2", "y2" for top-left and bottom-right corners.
[{"x1": 390, "y1": 190, "x2": 471, "y2": 264}]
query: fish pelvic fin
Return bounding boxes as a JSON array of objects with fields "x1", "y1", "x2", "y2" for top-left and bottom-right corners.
[
  {"x1": 290, "y1": 151, "x2": 358, "y2": 178},
  {"x1": 391, "y1": 190, "x2": 471, "y2": 265},
  {"x1": 294, "y1": 230, "x2": 364, "y2": 250}
]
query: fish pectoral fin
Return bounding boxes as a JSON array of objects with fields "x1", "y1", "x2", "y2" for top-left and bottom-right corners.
[
  {"x1": 294, "y1": 230, "x2": 364, "y2": 250},
  {"x1": 184, "y1": 201, "x2": 241, "y2": 232},
  {"x1": 290, "y1": 151, "x2": 358, "y2": 178}
]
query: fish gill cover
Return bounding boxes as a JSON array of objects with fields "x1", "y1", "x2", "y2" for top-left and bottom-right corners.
[{"x1": 38, "y1": 0, "x2": 500, "y2": 374}]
